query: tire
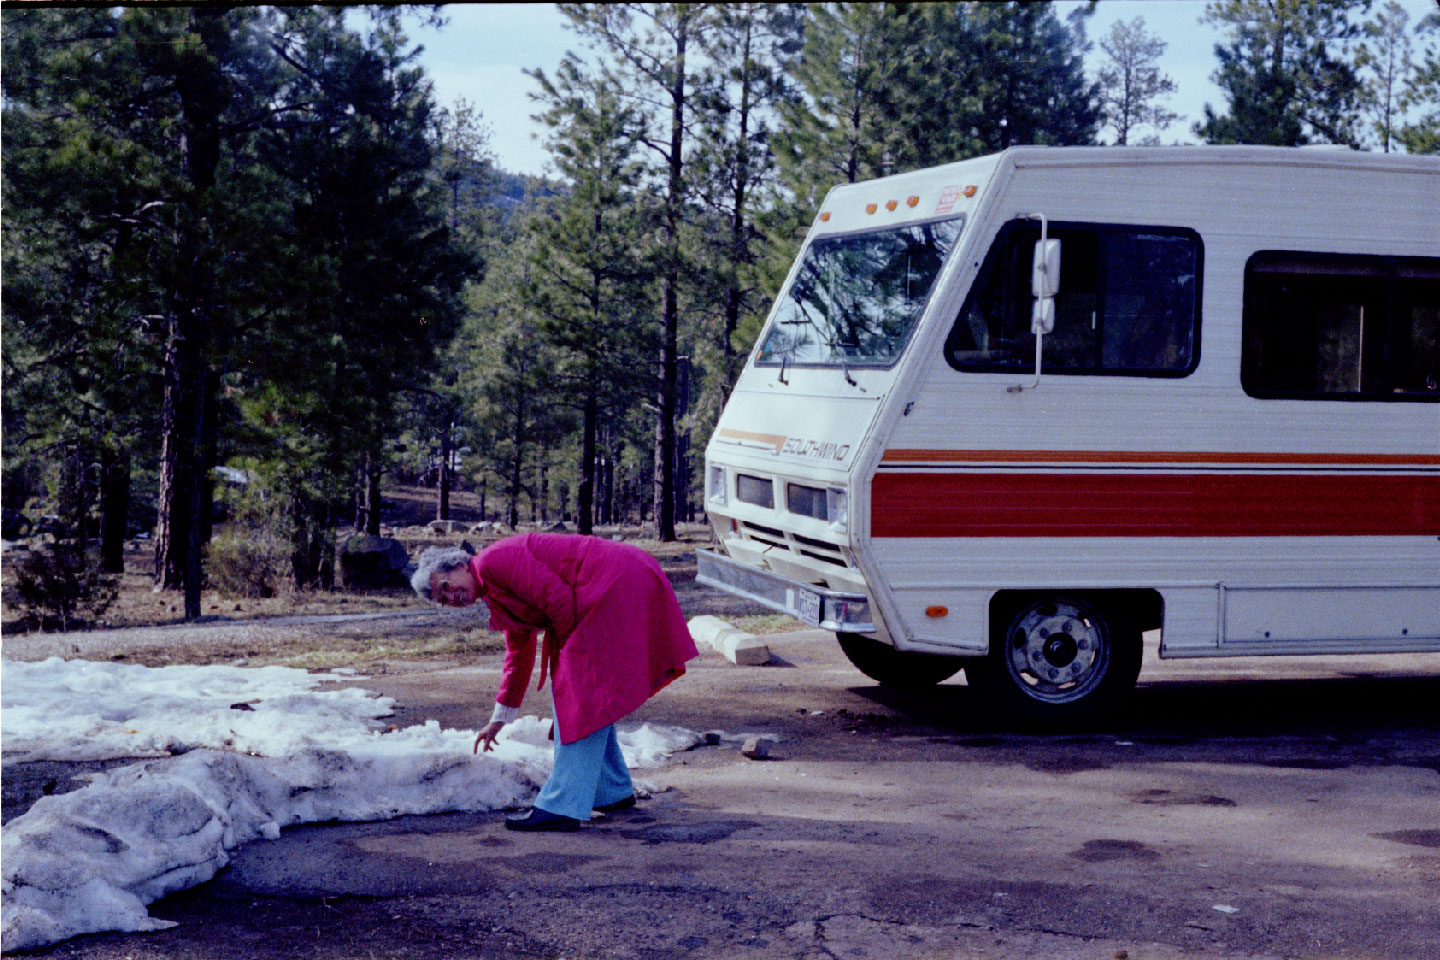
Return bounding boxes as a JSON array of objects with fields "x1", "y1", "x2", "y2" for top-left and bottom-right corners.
[
  {"x1": 836, "y1": 631, "x2": 966, "y2": 688},
  {"x1": 964, "y1": 595, "x2": 1141, "y2": 727}
]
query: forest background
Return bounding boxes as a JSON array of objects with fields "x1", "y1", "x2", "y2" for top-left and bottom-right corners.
[{"x1": 4, "y1": 1, "x2": 1439, "y2": 622}]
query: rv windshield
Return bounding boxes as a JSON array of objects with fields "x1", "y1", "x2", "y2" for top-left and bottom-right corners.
[{"x1": 757, "y1": 216, "x2": 966, "y2": 367}]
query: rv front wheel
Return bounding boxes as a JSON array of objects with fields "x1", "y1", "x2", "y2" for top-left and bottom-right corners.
[
  {"x1": 836, "y1": 632, "x2": 965, "y2": 688},
  {"x1": 966, "y1": 596, "x2": 1141, "y2": 726}
]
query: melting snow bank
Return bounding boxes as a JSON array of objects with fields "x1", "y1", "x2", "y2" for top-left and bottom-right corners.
[{"x1": 1, "y1": 658, "x2": 702, "y2": 952}]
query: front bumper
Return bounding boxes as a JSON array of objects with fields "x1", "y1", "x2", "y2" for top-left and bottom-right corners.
[{"x1": 696, "y1": 548, "x2": 875, "y2": 633}]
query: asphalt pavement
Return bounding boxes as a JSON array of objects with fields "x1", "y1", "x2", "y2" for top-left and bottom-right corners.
[{"x1": 12, "y1": 627, "x2": 1439, "y2": 960}]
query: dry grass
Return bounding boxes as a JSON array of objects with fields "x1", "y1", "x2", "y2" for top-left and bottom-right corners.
[
  {"x1": 730, "y1": 613, "x2": 805, "y2": 634},
  {"x1": 0, "y1": 500, "x2": 722, "y2": 666}
]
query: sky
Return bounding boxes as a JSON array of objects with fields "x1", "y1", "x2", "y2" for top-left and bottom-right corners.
[
  {"x1": 405, "y1": 0, "x2": 1437, "y2": 178},
  {"x1": 0, "y1": 657, "x2": 711, "y2": 951}
]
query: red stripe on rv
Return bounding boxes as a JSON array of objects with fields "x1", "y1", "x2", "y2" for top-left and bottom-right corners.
[{"x1": 870, "y1": 473, "x2": 1440, "y2": 538}]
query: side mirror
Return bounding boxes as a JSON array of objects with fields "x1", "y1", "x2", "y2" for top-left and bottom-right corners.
[
  {"x1": 1031, "y1": 238, "x2": 1061, "y2": 299},
  {"x1": 1031, "y1": 297, "x2": 1055, "y2": 335}
]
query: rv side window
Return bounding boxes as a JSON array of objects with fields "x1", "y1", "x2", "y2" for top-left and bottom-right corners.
[
  {"x1": 1242, "y1": 253, "x2": 1440, "y2": 400},
  {"x1": 944, "y1": 220, "x2": 1201, "y2": 377}
]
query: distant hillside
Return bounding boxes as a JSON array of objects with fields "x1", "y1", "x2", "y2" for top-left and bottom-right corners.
[{"x1": 488, "y1": 167, "x2": 567, "y2": 218}]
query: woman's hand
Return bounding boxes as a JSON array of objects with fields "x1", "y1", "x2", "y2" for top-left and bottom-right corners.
[{"x1": 474, "y1": 720, "x2": 505, "y2": 754}]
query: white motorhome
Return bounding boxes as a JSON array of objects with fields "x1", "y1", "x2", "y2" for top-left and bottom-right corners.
[{"x1": 697, "y1": 145, "x2": 1440, "y2": 724}]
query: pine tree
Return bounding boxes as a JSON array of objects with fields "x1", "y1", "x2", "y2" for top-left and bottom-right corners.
[
  {"x1": 2, "y1": 7, "x2": 292, "y2": 615},
  {"x1": 766, "y1": 3, "x2": 1098, "y2": 297},
  {"x1": 556, "y1": 3, "x2": 711, "y2": 541},
  {"x1": 526, "y1": 59, "x2": 655, "y2": 533},
  {"x1": 1097, "y1": 16, "x2": 1179, "y2": 145},
  {"x1": 247, "y1": 8, "x2": 472, "y2": 559},
  {"x1": 1197, "y1": 0, "x2": 1368, "y2": 146},
  {"x1": 461, "y1": 210, "x2": 575, "y2": 529},
  {"x1": 1398, "y1": 11, "x2": 1440, "y2": 154},
  {"x1": 691, "y1": 3, "x2": 802, "y2": 405},
  {"x1": 1357, "y1": 1, "x2": 1412, "y2": 153}
]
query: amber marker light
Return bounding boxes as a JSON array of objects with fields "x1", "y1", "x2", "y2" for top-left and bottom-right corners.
[
  {"x1": 819, "y1": 212, "x2": 831, "y2": 221},
  {"x1": 925, "y1": 605, "x2": 949, "y2": 618},
  {"x1": 906, "y1": 196, "x2": 920, "y2": 207},
  {"x1": 885, "y1": 199, "x2": 898, "y2": 211},
  {"x1": 865, "y1": 202, "x2": 878, "y2": 214},
  {"x1": 962, "y1": 185, "x2": 977, "y2": 197}
]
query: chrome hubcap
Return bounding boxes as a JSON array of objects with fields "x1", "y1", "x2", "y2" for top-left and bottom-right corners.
[{"x1": 1005, "y1": 600, "x2": 1110, "y2": 704}]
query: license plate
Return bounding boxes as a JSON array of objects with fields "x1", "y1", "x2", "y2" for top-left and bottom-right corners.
[{"x1": 796, "y1": 589, "x2": 822, "y2": 626}]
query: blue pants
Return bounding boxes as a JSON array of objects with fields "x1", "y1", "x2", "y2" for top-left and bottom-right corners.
[{"x1": 533, "y1": 722, "x2": 634, "y2": 821}]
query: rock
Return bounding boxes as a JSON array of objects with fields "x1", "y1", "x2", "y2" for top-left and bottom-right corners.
[
  {"x1": 427, "y1": 519, "x2": 461, "y2": 534},
  {"x1": 473, "y1": 521, "x2": 512, "y2": 536},
  {"x1": 741, "y1": 736, "x2": 773, "y2": 760},
  {"x1": 702, "y1": 731, "x2": 722, "y2": 746},
  {"x1": 784, "y1": 921, "x2": 818, "y2": 940},
  {"x1": 338, "y1": 535, "x2": 410, "y2": 590},
  {"x1": 687, "y1": 616, "x2": 771, "y2": 666}
]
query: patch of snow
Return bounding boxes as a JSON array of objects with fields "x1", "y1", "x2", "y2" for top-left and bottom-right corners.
[{"x1": 0, "y1": 658, "x2": 700, "y2": 952}]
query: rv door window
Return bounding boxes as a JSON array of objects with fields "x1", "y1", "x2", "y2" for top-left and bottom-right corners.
[
  {"x1": 945, "y1": 220, "x2": 1201, "y2": 377},
  {"x1": 757, "y1": 216, "x2": 966, "y2": 368},
  {"x1": 1242, "y1": 253, "x2": 1440, "y2": 400}
]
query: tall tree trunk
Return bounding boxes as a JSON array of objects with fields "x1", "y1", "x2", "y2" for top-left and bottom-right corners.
[
  {"x1": 154, "y1": 316, "x2": 195, "y2": 592},
  {"x1": 578, "y1": 392, "x2": 598, "y2": 535},
  {"x1": 602, "y1": 453, "x2": 614, "y2": 525},
  {"x1": 437, "y1": 416, "x2": 452, "y2": 521},
  {"x1": 196, "y1": 368, "x2": 219, "y2": 549},
  {"x1": 183, "y1": 366, "x2": 209, "y2": 620},
  {"x1": 724, "y1": 17, "x2": 754, "y2": 392},
  {"x1": 364, "y1": 451, "x2": 382, "y2": 536},
  {"x1": 99, "y1": 449, "x2": 129, "y2": 574},
  {"x1": 508, "y1": 400, "x2": 524, "y2": 528},
  {"x1": 652, "y1": 13, "x2": 688, "y2": 544},
  {"x1": 155, "y1": 8, "x2": 227, "y2": 618}
]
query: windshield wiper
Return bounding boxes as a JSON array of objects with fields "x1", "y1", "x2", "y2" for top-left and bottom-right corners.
[{"x1": 839, "y1": 356, "x2": 865, "y2": 392}]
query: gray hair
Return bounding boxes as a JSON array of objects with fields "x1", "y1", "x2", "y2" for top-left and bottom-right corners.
[{"x1": 410, "y1": 546, "x2": 473, "y2": 600}]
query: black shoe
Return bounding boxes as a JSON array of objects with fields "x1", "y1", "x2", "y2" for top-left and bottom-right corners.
[
  {"x1": 594, "y1": 795, "x2": 637, "y2": 813},
  {"x1": 504, "y1": 807, "x2": 580, "y2": 832}
]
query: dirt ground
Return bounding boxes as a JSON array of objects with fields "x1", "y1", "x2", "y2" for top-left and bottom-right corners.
[{"x1": 4, "y1": 567, "x2": 1440, "y2": 959}]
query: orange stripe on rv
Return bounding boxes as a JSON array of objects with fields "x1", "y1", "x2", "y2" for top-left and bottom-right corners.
[
  {"x1": 880, "y1": 449, "x2": 1440, "y2": 467},
  {"x1": 716, "y1": 428, "x2": 788, "y2": 452}
]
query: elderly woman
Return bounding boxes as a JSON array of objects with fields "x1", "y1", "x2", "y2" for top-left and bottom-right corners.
[{"x1": 411, "y1": 533, "x2": 698, "y2": 832}]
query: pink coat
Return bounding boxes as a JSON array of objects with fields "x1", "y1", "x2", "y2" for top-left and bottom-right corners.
[{"x1": 470, "y1": 534, "x2": 699, "y2": 744}]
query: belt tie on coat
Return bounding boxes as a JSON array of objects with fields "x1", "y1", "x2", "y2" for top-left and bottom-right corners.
[{"x1": 535, "y1": 631, "x2": 559, "y2": 693}]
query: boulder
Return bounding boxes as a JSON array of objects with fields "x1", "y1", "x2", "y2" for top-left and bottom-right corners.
[
  {"x1": 427, "y1": 519, "x2": 462, "y2": 534},
  {"x1": 338, "y1": 535, "x2": 410, "y2": 590}
]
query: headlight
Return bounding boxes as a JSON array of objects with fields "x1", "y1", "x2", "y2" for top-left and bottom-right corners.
[
  {"x1": 826, "y1": 487, "x2": 849, "y2": 531},
  {"x1": 707, "y1": 464, "x2": 727, "y2": 505}
]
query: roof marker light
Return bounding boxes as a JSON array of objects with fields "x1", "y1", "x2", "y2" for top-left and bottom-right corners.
[
  {"x1": 962, "y1": 185, "x2": 977, "y2": 197},
  {"x1": 865, "y1": 203, "x2": 877, "y2": 214},
  {"x1": 906, "y1": 196, "x2": 920, "y2": 207},
  {"x1": 819, "y1": 212, "x2": 831, "y2": 222},
  {"x1": 885, "y1": 199, "x2": 897, "y2": 211},
  {"x1": 925, "y1": 605, "x2": 949, "y2": 618}
]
